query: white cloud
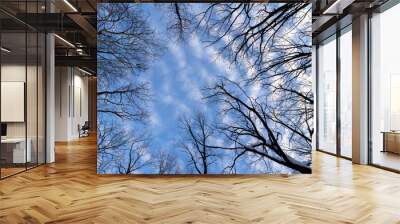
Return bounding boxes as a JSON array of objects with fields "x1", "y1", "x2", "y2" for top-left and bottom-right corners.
[
  {"x1": 222, "y1": 114, "x2": 233, "y2": 125},
  {"x1": 206, "y1": 45, "x2": 240, "y2": 82},
  {"x1": 169, "y1": 43, "x2": 186, "y2": 69},
  {"x1": 189, "y1": 34, "x2": 203, "y2": 59},
  {"x1": 208, "y1": 136, "x2": 224, "y2": 147},
  {"x1": 161, "y1": 94, "x2": 174, "y2": 105},
  {"x1": 160, "y1": 78, "x2": 174, "y2": 105},
  {"x1": 198, "y1": 67, "x2": 216, "y2": 85},
  {"x1": 169, "y1": 43, "x2": 205, "y2": 103},
  {"x1": 249, "y1": 81, "x2": 262, "y2": 100},
  {"x1": 179, "y1": 71, "x2": 203, "y2": 102},
  {"x1": 149, "y1": 112, "x2": 161, "y2": 127},
  {"x1": 122, "y1": 121, "x2": 133, "y2": 133},
  {"x1": 174, "y1": 101, "x2": 191, "y2": 117},
  {"x1": 141, "y1": 150, "x2": 152, "y2": 162}
]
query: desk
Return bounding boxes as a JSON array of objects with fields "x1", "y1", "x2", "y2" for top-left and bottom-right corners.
[
  {"x1": 382, "y1": 131, "x2": 400, "y2": 154},
  {"x1": 1, "y1": 138, "x2": 31, "y2": 163}
]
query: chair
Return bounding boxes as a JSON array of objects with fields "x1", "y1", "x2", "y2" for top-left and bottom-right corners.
[{"x1": 78, "y1": 121, "x2": 90, "y2": 138}]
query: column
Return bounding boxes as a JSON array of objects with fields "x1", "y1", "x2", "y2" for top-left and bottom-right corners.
[{"x1": 352, "y1": 14, "x2": 369, "y2": 164}]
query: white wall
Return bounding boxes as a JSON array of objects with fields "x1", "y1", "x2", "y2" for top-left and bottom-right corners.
[
  {"x1": 54, "y1": 67, "x2": 89, "y2": 141},
  {"x1": 1, "y1": 82, "x2": 25, "y2": 122},
  {"x1": 72, "y1": 73, "x2": 89, "y2": 138},
  {"x1": 1, "y1": 64, "x2": 42, "y2": 137},
  {"x1": 1, "y1": 64, "x2": 26, "y2": 138},
  {"x1": 55, "y1": 66, "x2": 69, "y2": 141}
]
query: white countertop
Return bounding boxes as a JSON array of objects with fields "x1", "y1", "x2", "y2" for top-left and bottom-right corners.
[{"x1": 1, "y1": 138, "x2": 29, "y2": 143}]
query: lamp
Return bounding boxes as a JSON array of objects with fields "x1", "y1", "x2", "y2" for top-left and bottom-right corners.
[
  {"x1": 322, "y1": 0, "x2": 355, "y2": 15},
  {"x1": 78, "y1": 67, "x2": 94, "y2": 76},
  {"x1": 63, "y1": 0, "x2": 78, "y2": 12},
  {"x1": 54, "y1": 34, "x2": 75, "y2": 48},
  {"x1": 1, "y1": 47, "x2": 11, "y2": 53}
]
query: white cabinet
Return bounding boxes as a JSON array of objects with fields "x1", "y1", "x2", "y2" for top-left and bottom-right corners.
[{"x1": 1, "y1": 138, "x2": 32, "y2": 163}]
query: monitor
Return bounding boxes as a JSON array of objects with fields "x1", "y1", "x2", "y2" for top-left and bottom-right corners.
[{"x1": 1, "y1": 123, "x2": 7, "y2": 137}]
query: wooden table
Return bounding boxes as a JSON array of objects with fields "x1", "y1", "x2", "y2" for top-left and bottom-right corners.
[{"x1": 381, "y1": 131, "x2": 400, "y2": 154}]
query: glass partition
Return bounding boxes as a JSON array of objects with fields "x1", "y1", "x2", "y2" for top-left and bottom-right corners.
[
  {"x1": 1, "y1": 30, "x2": 28, "y2": 177},
  {"x1": 339, "y1": 27, "x2": 352, "y2": 158},
  {"x1": 370, "y1": 4, "x2": 400, "y2": 171},
  {"x1": 317, "y1": 35, "x2": 337, "y2": 154},
  {"x1": 0, "y1": 1, "x2": 46, "y2": 179}
]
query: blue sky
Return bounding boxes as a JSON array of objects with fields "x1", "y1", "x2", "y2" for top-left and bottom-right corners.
[
  {"x1": 140, "y1": 4, "x2": 238, "y2": 173},
  {"x1": 130, "y1": 4, "x2": 264, "y2": 174}
]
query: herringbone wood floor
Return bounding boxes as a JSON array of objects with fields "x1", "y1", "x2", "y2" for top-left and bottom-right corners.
[{"x1": 1, "y1": 135, "x2": 400, "y2": 224}]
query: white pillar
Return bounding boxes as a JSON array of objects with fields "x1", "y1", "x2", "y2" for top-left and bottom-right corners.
[
  {"x1": 46, "y1": 32, "x2": 55, "y2": 163},
  {"x1": 352, "y1": 14, "x2": 369, "y2": 164},
  {"x1": 312, "y1": 45, "x2": 317, "y2": 151}
]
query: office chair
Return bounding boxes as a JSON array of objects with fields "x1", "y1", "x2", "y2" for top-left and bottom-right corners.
[{"x1": 79, "y1": 121, "x2": 90, "y2": 138}]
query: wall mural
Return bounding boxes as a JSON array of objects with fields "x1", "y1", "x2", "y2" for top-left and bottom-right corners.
[{"x1": 97, "y1": 3, "x2": 313, "y2": 174}]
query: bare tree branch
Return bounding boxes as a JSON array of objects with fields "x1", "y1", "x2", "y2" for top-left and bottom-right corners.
[
  {"x1": 179, "y1": 113, "x2": 220, "y2": 174},
  {"x1": 204, "y1": 78, "x2": 311, "y2": 173}
]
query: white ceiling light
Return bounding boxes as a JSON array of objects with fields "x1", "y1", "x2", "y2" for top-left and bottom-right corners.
[
  {"x1": 76, "y1": 48, "x2": 83, "y2": 55},
  {"x1": 323, "y1": 0, "x2": 355, "y2": 15},
  {"x1": 63, "y1": 0, "x2": 78, "y2": 12},
  {"x1": 54, "y1": 34, "x2": 75, "y2": 48},
  {"x1": 78, "y1": 67, "x2": 93, "y2": 76},
  {"x1": 1, "y1": 47, "x2": 11, "y2": 53}
]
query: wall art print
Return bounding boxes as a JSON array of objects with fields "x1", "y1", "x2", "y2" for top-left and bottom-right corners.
[{"x1": 97, "y1": 3, "x2": 313, "y2": 174}]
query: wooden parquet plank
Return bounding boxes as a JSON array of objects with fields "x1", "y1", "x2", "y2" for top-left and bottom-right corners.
[{"x1": 0, "y1": 135, "x2": 400, "y2": 223}]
